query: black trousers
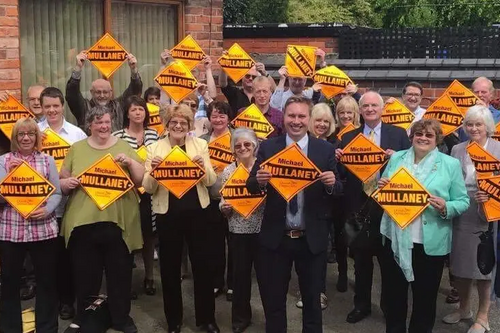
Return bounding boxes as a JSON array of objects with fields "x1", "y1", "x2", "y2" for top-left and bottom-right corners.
[
  {"x1": 157, "y1": 208, "x2": 216, "y2": 329},
  {"x1": 256, "y1": 236, "x2": 325, "y2": 333},
  {"x1": 209, "y1": 201, "x2": 233, "y2": 291},
  {"x1": 380, "y1": 241, "x2": 445, "y2": 333},
  {"x1": 57, "y1": 218, "x2": 74, "y2": 307},
  {"x1": 229, "y1": 232, "x2": 258, "y2": 327},
  {"x1": 0, "y1": 238, "x2": 59, "y2": 333},
  {"x1": 69, "y1": 222, "x2": 133, "y2": 328}
]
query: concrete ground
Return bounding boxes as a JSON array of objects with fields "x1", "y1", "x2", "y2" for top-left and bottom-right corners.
[{"x1": 46, "y1": 256, "x2": 499, "y2": 333}]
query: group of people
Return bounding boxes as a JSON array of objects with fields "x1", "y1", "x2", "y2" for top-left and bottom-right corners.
[{"x1": 0, "y1": 44, "x2": 498, "y2": 333}]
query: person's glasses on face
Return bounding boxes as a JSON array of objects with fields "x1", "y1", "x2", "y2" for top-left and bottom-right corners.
[
  {"x1": 169, "y1": 120, "x2": 189, "y2": 128},
  {"x1": 404, "y1": 93, "x2": 421, "y2": 98},
  {"x1": 244, "y1": 74, "x2": 257, "y2": 80},
  {"x1": 17, "y1": 131, "x2": 37, "y2": 139},
  {"x1": 234, "y1": 142, "x2": 253, "y2": 151},
  {"x1": 414, "y1": 131, "x2": 435, "y2": 139}
]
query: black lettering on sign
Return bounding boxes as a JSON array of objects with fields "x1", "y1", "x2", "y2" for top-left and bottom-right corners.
[
  {"x1": 478, "y1": 179, "x2": 500, "y2": 204},
  {"x1": 209, "y1": 147, "x2": 234, "y2": 164},
  {"x1": 78, "y1": 173, "x2": 131, "y2": 191},
  {"x1": 87, "y1": 51, "x2": 127, "y2": 62},
  {"x1": 381, "y1": 114, "x2": 414, "y2": 125},
  {"x1": 341, "y1": 152, "x2": 386, "y2": 165},
  {"x1": 423, "y1": 111, "x2": 463, "y2": 126},
  {"x1": 156, "y1": 74, "x2": 197, "y2": 89},
  {"x1": 0, "y1": 182, "x2": 53, "y2": 197},
  {"x1": 171, "y1": 50, "x2": 204, "y2": 61},
  {"x1": 219, "y1": 59, "x2": 254, "y2": 69},
  {"x1": 233, "y1": 119, "x2": 272, "y2": 134},
  {"x1": 221, "y1": 185, "x2": 265, "y2": 199},
  {"x1": 314, "y1": 74, "x2": 349, "y2": 88},
  {"x1": 152, "y1": 167, "x2": 204, "y2": 180},
  {"x1": 374, "y1": 190, "x2": 429, "y2": 206},
  {"x1": 0, "y1": 111, "x2": 31, "y2": 123},
  {"x1": 287, "y1": 47, "x2": 314, "y2": 76},
  {"x1": 263, "y1": 163, "x2": 319, "y2": 181}
]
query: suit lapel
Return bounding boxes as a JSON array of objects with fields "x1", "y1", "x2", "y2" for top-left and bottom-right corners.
[
  {"x1": 422, "y1": 153, "x2": 441, "y2": 188},
  {"x1": 380, "y1": 123, "x2": 390, "y2": 150}
]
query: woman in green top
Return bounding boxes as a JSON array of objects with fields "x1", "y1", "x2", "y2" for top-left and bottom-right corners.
[{"x1": 59, "y1": 105, "x2": 145, "y2": 333}]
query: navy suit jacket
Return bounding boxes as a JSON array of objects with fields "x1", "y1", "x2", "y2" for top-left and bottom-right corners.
[{"x1": 247, "y1": 134, "x2": 341, "y2": 254}]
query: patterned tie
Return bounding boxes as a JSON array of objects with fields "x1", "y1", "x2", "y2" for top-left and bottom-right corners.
[{"x1": 363, "y1": 130, "x2": 378, "y2": 196}]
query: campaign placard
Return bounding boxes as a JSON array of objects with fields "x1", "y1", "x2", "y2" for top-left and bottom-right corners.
[
  {"x1": 170, "y1": 35, "x2": 206, "y2": 70},
  {"x1": 208, "y1": 132, "x2": 235, "y2": 174},
  {"x1": 285, "y1": 45, "x2": 317, "y2": 78},
  {"x1": 492, "y1": 122, "x2": 500, "y2": 142},
  {"x1": 154, "y1": 60, "x2": 198, "y2": 104},
  {"x1": 0, "y1": 95, "x2": 34, "y2": 140},
  {"x1": 231, "y1": 104, "x2": 274, "y2": 139},
  {"x1": 444, "y1": 80, "x2": 479, "y2": 116},
  {"x1": 340, "y1": 133, "x2": 387, "y2": 182},
  {"x1": 85, "y1": 33, "x2": 128, "y2": 78},
  {"x1": 218, "y1": 43, "x2": 255, "y2": 83},
  {"x1": 423, "y1": 94, "x2": 463, "y2": 136},
  {"x1": 313, "y1": 65, "x2": 353, "y2": 99},
  {"x1": 372, "y1": 167, "x2": 430, "y2": 229},
  {"x1": 382, "y1": 99, "x2": 415, "y2": 130},
  {"x1": 336, "y1": 123, "x2": 356, "y2": 140},
  {"x1": 136, "y1": 146, "x2": 148, "y2": 194},
  {"x1": 150, "y1": 145, "x2": 205, "y2": 199},
  {"x1": 76, "y1": 153, "x2": 134, "y2": 210},
  {"x1": 146, "y1": 103, "x2": 165, "y2": 135},
  {"x1": 466, "y1": 141, "x2": 500, "y2": 178},
  {"x1": 219, "y1": 164, "x2": 266, "y2": 218},
  {"x1": 0, "y1": 161, "x2": 55, "y2": 218},
  {"x1": 260, "y1": 143, "x2": 321, "y2": 201},
  {"x1": 477, "y1": 175, "x2": 500, "y2": 222},
  {"x1": 41, "y1": 128, "x2": 71, "y2": 172}
]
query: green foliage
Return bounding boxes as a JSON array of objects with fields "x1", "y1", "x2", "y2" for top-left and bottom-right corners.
[{"x1": 223, "y1": 0, "x2": 288, "y2": 24}]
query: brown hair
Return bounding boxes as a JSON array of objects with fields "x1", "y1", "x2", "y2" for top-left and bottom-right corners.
[
  {"x1": 284, "y1": 96, "x2": 313, "y2": 115},
  {"x1": 162, "y1": 104, "x2": 194, "y2": 130},
  {"x1": 409, "y1": 119, "x2": 444, "y2": 145},
  {"x1": 11, "y1": 117, "x2": 42, "y2": 152}
]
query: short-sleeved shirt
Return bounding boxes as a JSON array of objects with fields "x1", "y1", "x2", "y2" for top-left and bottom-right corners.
[
  {"x1": 221, "y1": 83, "x2": 252, "y2": 119},
  {"x1": 61, "y1": 138, "x2": 143, "y2": 252}
]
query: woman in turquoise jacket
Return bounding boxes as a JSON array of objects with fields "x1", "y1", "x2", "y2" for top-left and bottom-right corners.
[{"x1": 377, "y1": 118, "x2": 469, "y2": 333}]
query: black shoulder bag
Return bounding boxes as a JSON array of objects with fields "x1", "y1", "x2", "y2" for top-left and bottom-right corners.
[
  {"x1": 477, "y1": 222, "x2": 496, "y2": 276},
  {"x1": 345, "y1": 199, "x2": 373, "y2": 251}
]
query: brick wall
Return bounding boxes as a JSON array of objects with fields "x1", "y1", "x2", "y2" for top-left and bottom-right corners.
[
  {"x1": 224, "y1": 37, "x2": 338, "y2": 55},
  {"x1": 186, "y1": 0, "x2": 223, "y2": 57},
  {"x1": 0, "y1": 0, "x2": 20, "y2": 99}
]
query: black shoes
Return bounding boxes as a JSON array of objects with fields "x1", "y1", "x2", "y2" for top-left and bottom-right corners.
[
  {"x1": 20, "y1": 284, "x2": 36, "y2": 301},
  {"x1": 59, "y1": 304, "x2": 75, "y2": 320},
  {"x1": 346, "y1": 308, "x2": 371, "y2": 323},
  {"x1": 336, "y1": 272, "x2": 348, "y2": 292},
  {"x1": 143, "y1": 278, "x2": 156, "y2": 296},
  {"x1": 232, "y1": 322, "x2": 250, "y2": 333},
  {"x1": 168, "y1": 325, "x2": 181, "y2": 333},
  {"x1": 113, "y1": 316, "x2": 138, "y2": 333},
  {"x1": 200, "y1": 323, "x2": 220, "y2": 333}
]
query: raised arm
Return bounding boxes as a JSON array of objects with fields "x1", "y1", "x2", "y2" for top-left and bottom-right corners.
[
  {"x1": 116, "y1": 54, "x2": 143, "y2": 103},
  {"x1": 65, "y1": 51, "x2": 88, "y2": 127}
]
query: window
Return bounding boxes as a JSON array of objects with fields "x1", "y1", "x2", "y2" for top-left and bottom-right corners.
[{"x1": 19, "y1": 0, "x2": 180, "y2": 122}]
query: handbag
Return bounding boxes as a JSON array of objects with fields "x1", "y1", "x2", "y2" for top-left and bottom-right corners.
[
  {"x1": 345, "y1": 199, "x2": 373, "y2": 251},
  {"x1": 80, "y1": 295, "x2": 112, "y2": 333},
  {"x1": 477, "y1": 222, "x2": 495, "y2": 276}
]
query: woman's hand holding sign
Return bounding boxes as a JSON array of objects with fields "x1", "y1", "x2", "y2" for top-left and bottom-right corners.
[
  {"x1": 428, "y1": 194, "x2": 447, "y2": 216},
  {"x1": 193, "y1": 155, "x2": 204, "y2": 169},
  {"x1": 256, "y1": 166, "x2": 272, "y2": 186},
  {"x1": 115, "y1": 153, "x2": 132, "y2": 167},
  {"x1": 7, "y1": 157, "x2": 23, "y2": 171},
  {"x1": 319, "y1": 171, "x2": 335, "y2": 187},
  {"x1": 30, "y1": 207, "x2": 49, "y2": 219},
  {"x1": 151, "y1": 156, "x2": 164, "y2": 169},
  {"x1": 220, "y1": 202, "x2": 233, "y2": 217},
  {"x1": 475, "y1": 190, "x2": 490, "y2": 203},
  {"x1": 378, "y1": 177, "x2": 390, "y2": 188}
]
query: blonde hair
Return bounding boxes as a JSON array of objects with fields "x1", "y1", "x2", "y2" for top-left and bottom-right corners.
[
  {"x1": 335, "y1": 96, "x2": 361, "y2": 127},
  {"x1": 162, "y1": 104, "x2": 194, "y2": 130},
  {"x1": 11, "y1": 117, "x2": 42, "y2": 152},
  {"x1": 308, "y1": 103, "x2": 336, "y2": 138}
]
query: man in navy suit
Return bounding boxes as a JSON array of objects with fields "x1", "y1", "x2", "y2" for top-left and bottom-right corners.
[
  {"x1": 247, "y1": 97, "x2": 341, "y2": 333},
  {"x1": 336, "y1": 91, "x2": 411, "y2": 324}
]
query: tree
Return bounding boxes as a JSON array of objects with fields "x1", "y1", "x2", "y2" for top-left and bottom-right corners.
[{"x1": 223, "y1": 0, "x2": 288, "y2": 24}]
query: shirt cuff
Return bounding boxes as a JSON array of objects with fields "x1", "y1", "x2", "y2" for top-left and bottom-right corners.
[{"x1": 71, "y1": 70, "x2": 81, "y2": 80}]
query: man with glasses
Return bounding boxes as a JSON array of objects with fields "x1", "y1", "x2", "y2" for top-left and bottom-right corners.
[
  {"x1": 65, "y1": 50, "x2": 143, "y2": 132},
  {"x1": 401, "y1": 81, "x2": 426, "y2": 123}
]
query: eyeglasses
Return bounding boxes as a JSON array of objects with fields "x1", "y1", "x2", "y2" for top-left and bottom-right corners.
[
  {"x1": 234, "y1": 142, "x2": 253, "y2": 150},
  {"x1": 244, "y1": 74, "x2": 257, "y2": 80},
  {"x1": 182, "y1": 102, "x2": 197, "y2": 108},
  {"x1": 17, "y1": 131, "x2": 37, "y2": 138},
  {"x1": 404, "y1": 93, "x2": 421, "y2": 98},
  {"x1": 414, "y1": 132, "x2": 435, "y2": 139},
  {"x1": 169, "y1": 120, "x2": 189, "y2": 128}
]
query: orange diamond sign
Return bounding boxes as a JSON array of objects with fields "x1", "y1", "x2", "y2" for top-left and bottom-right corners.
[
  {"x1": 77, "y1": 153, "x2": 134, "y2": 210},
  {"x1": 208, "y1": 132, "x2": 235, "y2": 174},
  {"x1": 150, "y1": 146, "x2": 205, "y2": 199},
  {"x1": 154, "y1": 61, "x2": 198, "y2": 104},
  {"x1": 313, "y1": 65, "x2": 353, "y2": 99},
  {"x1": 285, "y1": 45, "x2": 317, "y2": 78},
  {"x1": 218, "y1": 43, "x2": 255, "y2": 83},
  {"x1": 260, "y1": 143, "x2": 321, "y2": 201},
  {"x1": 147, "y1": 103, "x2": 165, "y2": 136},
  {"x1": 0, "y1": 161, "x2": 55, "y2": 218},
  {"x1": 0, "y1": 95, "x2": 34, "y2": 140},
  {"x1": 493, "y1": 122, "x2": 500, "y2": 142},
  {"x1": 444, "y1": 80, "x2": 479, "y2": 116},
  {"x1": 86, "y1": 33, "x2": 128, "y2": 78},
  {"x1": 219, "y1": 164, "x2": 266, "y2": 218},
  {"x1": 231, "y1": 104, "x2": 274, "y2": 139},
  {"x1": 382, "y1": 99, "x2": 415, "y2": 130},
  {"x1": 372, "y1": 167, "x2": 430, "y2": 229},
  {"x1": 466, "y1": 141, "x2": 500, "y2": 178},
  {"x1": 41, "y1": 128, "x2": 71, "y2": 172},
  {"x1": 336, "y1": 123, "x2": 356, "y2": 140},
  {"x1": 340, "y1": 133, "x2": 387, "y2": 182},
  {"x1": 477, "y1": 175, "x2": 500, "y2": 222},
  {"x1": 423, "y1": 94, "x2": 463, "y2": 136},
  {"x1": 136, "y1": 146, "x2": 148, "y2": 194},
  {"x1": 171, "y1": 35, "x2": 206, "y2": 70}
]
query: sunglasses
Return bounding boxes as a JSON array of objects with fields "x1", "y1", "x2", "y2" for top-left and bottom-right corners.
[
  {"x1": 414, "y1": 132, "x2": 435, "y2": 139},
  {"x1": 244, "y1": 74, "x2": 257, "y2": 80},
  {"x1": 234, "y1": 142, "x2": 253, "y2": 150}
]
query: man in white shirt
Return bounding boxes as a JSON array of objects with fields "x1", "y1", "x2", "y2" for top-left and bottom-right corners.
[
  {"x1": 38, "y1": 87, "x2": 87, "y2": 321},
  {"x1": 402, "y1": 82, "x2": 426, "y2": 123}
]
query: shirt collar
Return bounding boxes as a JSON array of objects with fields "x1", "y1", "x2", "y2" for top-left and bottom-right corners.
[
  {"x1": 363, "y1": 121, "x2": 382, "y2": 134},
  {"x1": 286, "y1": 133, "x2": 309, "y2": 150},
  {"x1": 38, "y1": 118, "x2": 69, "y2": 134}
]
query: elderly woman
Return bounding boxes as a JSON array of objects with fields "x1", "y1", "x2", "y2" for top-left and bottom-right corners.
[
  {"x1": 60, "y1": 105, "x2": 145, "y2": 333},
  {"x1": 0, "y1": 118, "x2": 61, "y2": 333},
  {"x1": 219, "y1": 128, "x2": 263, "y2": 333},
  {"x1": 378, "y1": 118, "x2": 469, "y2": 333},
  {"x1": 334, "y1": 96, "x2": 361, "y2": 135},
  {"x1": 113, "y1": 96, "x2": 159, "y2": 297},
  {"x1": 200, "y1": 101, "x2": 234, "y2": 300},
  {"x1": 442, "y1": 105, "x2": 500, "y2": 333},
  {"x1": 142, "y1": 104, "x2": 218, "y2": 333}
]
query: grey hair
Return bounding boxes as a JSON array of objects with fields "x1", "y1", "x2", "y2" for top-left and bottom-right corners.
[
  {"x1": 359, "y1": 91, "x2": 384, "y2": 108},
  {"x1": 463, "y1": 105, "x2": 496, "y2": 137},
  {"x1": 85, "y1": 105, "x2": 114, "y2": 131},
  {"x1": 472, "y1": 76, "x2": 495, "y2": 93},
  {"x1": 230, "y1": 128, "x2": 259, "y2": 156}
]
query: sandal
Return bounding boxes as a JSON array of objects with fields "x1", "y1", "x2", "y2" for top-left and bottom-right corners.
[
  {"x1": 467, "y1": 318, "x2": 490, "y2": 333},
  {"x1": 143, "y1": 279, "x2": 156, "y2": 296}
]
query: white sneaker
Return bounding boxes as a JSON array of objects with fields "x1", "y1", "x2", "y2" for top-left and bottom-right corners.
[
  {"x1": 296, "y1": 291, "x2": 303, "y2": 308},
  {"x1": 153, "y1": 250, "x2": 159, "y2": 260},
  {"x1": 320, "y1": 293, "x2": 328, "y2": 310},
  {"x1": 442, "y1": 310, "x2": 473, "y2": 324}
]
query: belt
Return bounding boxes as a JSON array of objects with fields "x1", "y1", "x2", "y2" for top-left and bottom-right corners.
[{"x1": 285, "y1": 230, "x2": 305, "y2": 239}]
